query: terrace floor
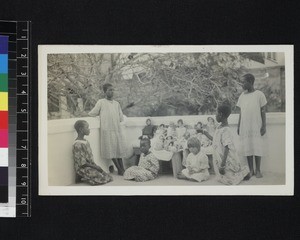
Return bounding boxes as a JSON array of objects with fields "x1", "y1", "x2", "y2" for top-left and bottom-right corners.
[{"x1": 71, "y1": 171, "x2": 285, "y2": 186}]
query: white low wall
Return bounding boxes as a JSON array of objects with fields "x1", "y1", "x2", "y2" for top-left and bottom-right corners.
[{"x1": 47, "y1": 113, "x2": 285, "y2": 186}]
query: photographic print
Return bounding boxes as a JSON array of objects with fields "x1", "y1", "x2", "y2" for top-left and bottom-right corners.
[{"x1": 38, "y1": 45, "x2": 293, "y2": 195}]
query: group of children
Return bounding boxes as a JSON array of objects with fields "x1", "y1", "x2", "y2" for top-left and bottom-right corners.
[{"x1": 72, "y1": 73, "x2": 267, "y2": 186}]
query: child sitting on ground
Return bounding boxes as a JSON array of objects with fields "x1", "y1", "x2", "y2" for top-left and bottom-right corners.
[
  {"x1": 124, "y1": 138, "x2": 160, "y2": 182},
  {"x1": 177, "y1": 137, "x2": 210, "y2": 182},
  {"x1": 72, "y1": 120, "x2": 113, "y2": 185},
  {"x1": 200, "y1": 105, "x2": 250, "y2": 185}
]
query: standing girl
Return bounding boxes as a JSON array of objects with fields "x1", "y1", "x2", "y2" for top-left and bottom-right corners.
[
  {"x1": 237, "y1": 74, "x2": 267, "y2": 179},
  {"x1": 73, "y1": 120, "x2": 113, "y2": 185},
  {"x1": 89, "y1": 83, "x2": 126, "y2": 175},
  {"x1": 201, "y1": 105, "x2": 249, "y2": 185}
]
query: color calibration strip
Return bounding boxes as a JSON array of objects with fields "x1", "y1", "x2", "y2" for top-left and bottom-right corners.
[
  {"x1": 0, "y1": 35, "x2": 8, "y2": 204},
  {"x1": 0, "y1": 20, "x2": 30, "y2": 217}
]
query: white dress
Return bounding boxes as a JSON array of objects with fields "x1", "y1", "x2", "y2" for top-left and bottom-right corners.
[
  {"x1": 181, "y1": 151, "x2": 210, "y2": 182},
  {"x1": 236, "y1": 90, "x2": 267, "y2": 156},
  {"x1": 89, "y1": 99, "x2": 126, "y2": 159}
]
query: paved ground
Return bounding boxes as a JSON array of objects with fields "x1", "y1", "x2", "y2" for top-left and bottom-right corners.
[{"x1": 72, "y1": 171, "x2": 285, "y2": 186}]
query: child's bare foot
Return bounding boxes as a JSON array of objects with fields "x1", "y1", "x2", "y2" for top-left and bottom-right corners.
[
  {"x1": 177, "y1": 172, "x2": 187, "y2": 179},
  {"x1": 109, "y1": 165, "x2": 114, "y2": 173},
  {"x1": 255, "y1": 171, "x2": 263, "y2": 178},
  {"x1": 244, "y1": 171, "x2": 254, "y2": 180}
]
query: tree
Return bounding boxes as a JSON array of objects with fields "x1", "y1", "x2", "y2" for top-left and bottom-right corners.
[{"x1": 47, "y1": 52, "x2": 277, "y2": 119}]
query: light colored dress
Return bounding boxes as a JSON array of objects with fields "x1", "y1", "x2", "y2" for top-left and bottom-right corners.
[
  {"x1": 176, "y1": 126, "x2": 186, "y2": 140},
  {"x1": 72, "y1": 140, "x2": 113, "y2": 185},
  {"x1": 236, "y1": 90, "x2": 267, "y2": 156},
  {"x1": 212, "y1": 126, "x2": 249, "y2": 185},
  {"x1": 89, "y1": 99, "x2": 126, "y2": 159},
  {"x1": 181, "y1": 151, "x2": 210, "y2": 182},
  {"x1": 124, "y1": 152, "x2": 160, "y2": 182}
]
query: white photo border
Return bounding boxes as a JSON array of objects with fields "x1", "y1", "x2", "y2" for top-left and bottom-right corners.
[{"x1": 39, "y1": 45, "x2": 294, "y2": 196}]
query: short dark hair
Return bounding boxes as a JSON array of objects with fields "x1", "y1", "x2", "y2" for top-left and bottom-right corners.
[
  {"x1": 140, "y1": 138, "x2": 151, "y2": 146},
  {"x1": 74, "y1": 120, "x2": 87, "y2": 133},
  {"x1": 242, "y1": 73, "x2": 255, "y2": 85},
  {"x1": 177, "y1": 119, "x2": 183, "y2": 124},
  {"x1": 103, "y1": 83, "x2": 113, "y2": 93},
  {"x1": 217, "y1": 104, "x2": 232, "y2": 118},
  {"x1": 207, "y1": 117, "x2": 215, "y2": 122}
]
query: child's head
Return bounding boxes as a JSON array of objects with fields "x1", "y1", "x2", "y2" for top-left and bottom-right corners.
[
  {"x1": 166, "y1": 136, "x2": 173, "y2": 140},
  {"x1": 183, "y1": 131, "x2": 190, "y2": 140},
  {"x1": 242, "y1": 73, "x2": 255, "y2": 90},
  {"x1": 187, "y1": 137, "x2": 201, "y2": 155},
  {"x1": 195, "y1": 121, "x2": 203, "y2": 130},
  {"x1": 207, "y1": 117, "x2": 215, "y2": 124},
  {"x1": 159, "y1": 124, "x2": 165, "y2": 129},
  {"x1": 177, "y1": 119, "x2": 183, "y2": 127},
  {"x1": 216, "y1": 105, "x2": 231, "y2": 123},
  {"x1": 159, "y1": 134, "x2": 165, "y2": 141},
  {"x1": 74, "y1": 120, "x2": 90, "y2": 136},
  {"x1": 103, "y1": 83, "x2": 114, "y2": 98},
  {"x1": 140, "y1": 138, "x2": 151, "y2": 154},
  {"x1": 169, "y1": 121, "x2": 175, "y2": 129},
  {"x1": 146, "y1": 118, "x2": 151, "y2": 126}
]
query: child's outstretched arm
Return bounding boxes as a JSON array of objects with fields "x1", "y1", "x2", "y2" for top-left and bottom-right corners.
[
  {"x1": 88, "y1": 101, "x2": 100, "y2": 117},
  {"x1": 260, "y1": 105, "x2": 266, "y2": 136},
  {"x1": 198, "y1": 129, "x2": 213, "y2": 141}
]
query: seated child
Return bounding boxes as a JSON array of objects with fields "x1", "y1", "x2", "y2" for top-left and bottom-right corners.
[
  {"x1": 206, "y1": 117, "x2": 216, "y2": 135},
  {"x1": 175, "y1": 131, "x2": 190, "y2": 166},
  {"x1": 200, "y1": 105, "x2": 250, "y2": 185},
  {"x1": 152, "y1": 134, "x2": 165, "y2": 151},
  {"x1": 167, "y1": 121, "x2": 177, "y2": 139},
  {"x1": 155, "y1": 124, "x2": 167, "y2": 137},
  {"x1": 177, "y1": 137, "x2": 210, "y2": 182},
  {"x1": 194, "y1": 121, "x2": 203, "y2": 142},
  {"x1": 142, "y1": 118, "x2": 156, "y2": 139},
  {"x1": 72, "y1": 120, "x2": 113, "y2": 185},
  {"x1": 176, "y1": 119, "x2": 187, "y2": 140},
  {"x1": 124, "y1": 138, "x2": 160, "y2": 182},
  {"x1": 164, "y1": 136, "x2": 174, "y2": 150}
]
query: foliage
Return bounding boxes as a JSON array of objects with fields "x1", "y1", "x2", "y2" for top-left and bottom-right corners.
[{"x1": 47, "y1": 52, "x2": 283, "y2": 119}]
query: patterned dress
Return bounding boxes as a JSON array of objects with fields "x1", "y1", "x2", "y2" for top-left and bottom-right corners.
[
  {"x1": 181, "y1": 151, "x2": 210, "y2": 182},
  {"x1": 124, "y1": 152, "x2": 160, "y2": 182},
  {"x1": 89, "y1": 99, "x2": 126, "y2": 159},
  {"x1": 73, "y1": 140, "x2": 113, "y2": 185},
  {"x1": 212, "y1": 126, "x2": 249, "y2": 185},
  {"x1": 237, "y1": 90, "x2": 267, "y2": 156}
]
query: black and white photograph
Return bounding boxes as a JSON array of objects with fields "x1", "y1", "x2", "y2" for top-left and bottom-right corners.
[{"x1": 39, "y1": 45, "x2": 293, "y2": 195}]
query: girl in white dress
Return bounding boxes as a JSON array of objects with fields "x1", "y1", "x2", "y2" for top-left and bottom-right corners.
[
  {"x1": 237, "y1": 74, "x2": 267, "y2": 179},
  {"x1": 177, "y1": 137, "x2": 210, "y2": 182},
  {"x1": 200, "y1": 105, "x2": 249, "y2": 185}
]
